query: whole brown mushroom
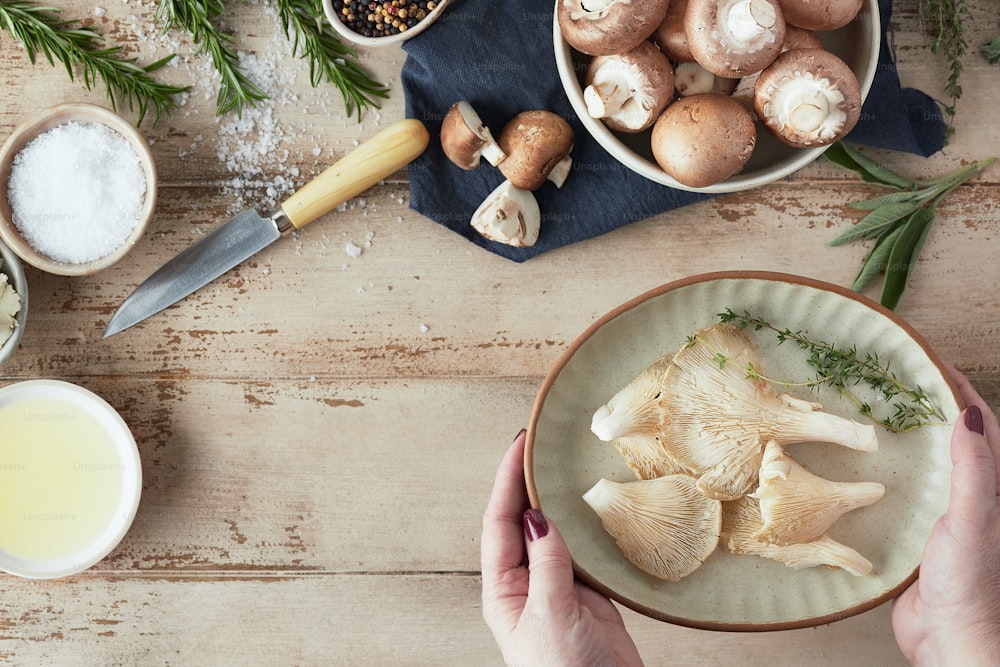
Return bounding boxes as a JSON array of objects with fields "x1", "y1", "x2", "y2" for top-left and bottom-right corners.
[
  {"x1": 778, "y1": 0, "x2": 864, "y2": 31},
  {"x1": 497, "y1": 111, "x2": 575, "y2": 191},
  {"x1": 754, "y1": 48, "x2": 862, "y2": 148},
  {"x1": 651, "y1": 93, "x2": 756, "y2": 188},
  {"x1": 686, "y1": 0, "x2": 787, "y2": 78},
  {"x1": 558, "y1": 0, "x2": 671, "y2": 56},
  {"x1": 584, "y1": 42, "x2": 675, "y2": 133},
  {"x1": 652, "y1": 0, "x2": 693, "y2": 62}
]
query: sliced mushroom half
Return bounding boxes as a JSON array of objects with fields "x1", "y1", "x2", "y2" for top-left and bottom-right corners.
[
  {"x1": 584, "y1": 42, "x2": 675, "y2": 133},
  {"x1": 469, "y1": 180, "x2": 540, "y2": 248},
  {"x1": 754, "y1": 48, "x2": 862, "y2": 148},
  {"x1": 440, "y1": 101, "x2": 506, "y2": 170}
]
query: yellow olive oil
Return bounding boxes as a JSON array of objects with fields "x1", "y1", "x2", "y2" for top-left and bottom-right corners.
[{"x1": 0, "y1": 396, "x2": 124, "y2": 561}]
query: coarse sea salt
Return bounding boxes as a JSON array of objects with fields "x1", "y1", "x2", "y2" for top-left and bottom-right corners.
[{"x1": 7, "y1": 121, "x2": 146, "y2": 265}]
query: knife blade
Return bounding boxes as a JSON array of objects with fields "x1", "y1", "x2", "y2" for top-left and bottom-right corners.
[{"x1": 103, "y1": 119, "x2": 430, "y2": 338}]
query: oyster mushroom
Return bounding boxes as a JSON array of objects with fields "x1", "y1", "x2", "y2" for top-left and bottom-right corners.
[
  {"x1": 686, "y1": 0, "x2": 787, "y2": 78},
  {"x1": 440, "y1": 101, "x2": 506, "y2": 170},
  {"x1": 778, "y1": 0, "x2": 863, "y2": 31},
  {"x1": 721, "y1": 495, "x2": 874, "y2": 575},
  {"x1": 652, "y1": 0, "x2": 693, "y2": 62},
  {"x1": 584, "y1": 42, "x2": 675, "y2": 133},
  {"x1": 583, "y1": 475, "x2": 722, "y2": 582},
  {"x1": 469, "y1": 180, "x2": 540, "y2": 248},
  {"x1": 751, "y1": 440, "x2": 885, "y2": 545},
  {"x1": 754, "y1": 48, "x2": 862, "y2": 148},
  {"x1": 650, "y1": 93, "x2": 756, "y2": 188},
  {"x1": 0, "y1": 265, "x2": 20, "y2": 347},
  {"x1": 558, "y1": 0, "x2": 672, "y2": 56},
  {"x1": 497, "y1": 110, "x2": 574, "y2": 191},
  {"x1": 591, "y1": 323, "x2": 878, "y2": 500}
]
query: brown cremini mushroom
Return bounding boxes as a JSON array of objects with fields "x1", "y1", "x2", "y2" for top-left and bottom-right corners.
[
  {"x1": 686, "y1": 0, "x2": 787, "y2": 78},
  {"x1": 754, "y1": 48, "x2": 862, "y2": 148},
  {"x1": 730, "y1": 26, "x2": 823, "y2": 112},
  {"x1": 778, "y1": 0, "x2": 863, "y2": 31},
  {"x1": 440, "y1": 100, "x2": 506, "y2": 170},
  {"x1": 652, "y1": 0, "x2": 693, "y2": 62},
  {"x1": 649, "y1": 93, "x2": 757, "y2": 189},
  {"x1": 583, "y1": 475, "x2": 722, "y2": 582},
  {"x1": 584, "y1": 42, "x2": 675, "y2": 133},
  {"x1": 469, "y1": 180, "x2": 540, "y2": 248},
  {"x1": 557, "y1": 0, "x2": 672, "y2": 56},
  {"x1": 497, "y1": 110, "x2": 574, "y2": 191}
]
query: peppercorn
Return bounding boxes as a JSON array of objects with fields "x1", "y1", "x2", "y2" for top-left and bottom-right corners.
[{"x1": 337, "y1": 0, "x2": 435, "y2": 38}]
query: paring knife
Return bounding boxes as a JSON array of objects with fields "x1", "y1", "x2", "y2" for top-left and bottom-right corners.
[{"x1": 103, "y1": 119, "x2": 430, "y2": 338}]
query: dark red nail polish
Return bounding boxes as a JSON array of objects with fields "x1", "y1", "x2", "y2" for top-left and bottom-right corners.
[
  {"x1": 966, "y1": 405, "x2": 985, "y2": 435},
  {"x1": 523, "y1": 509, "x2": 549, "y2": 542}
]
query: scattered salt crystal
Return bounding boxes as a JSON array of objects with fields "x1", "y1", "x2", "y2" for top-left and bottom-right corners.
[
  {"x1": 419, "y1": 323, "x2": 429, "y2": 333},
  {"x1": 7, "y1": 121, "x2": 146, "y2": 264},
  {"x1": 94, "y1": 6, "x2": 107, "y2": 17},
  {"x1": 344, "y1": 241, "x2": 363, "y2": 258}
]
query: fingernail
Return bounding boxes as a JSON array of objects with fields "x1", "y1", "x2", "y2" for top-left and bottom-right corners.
[
  {"x1": 513, "y1": 428, "x2": 526, "y2": 443},
  {"x1": 523, "y1": 509, "x2": 549, "y2": 542},
  {"x1": 965, "y1": 405, "x2": 985, "y2": 435}
]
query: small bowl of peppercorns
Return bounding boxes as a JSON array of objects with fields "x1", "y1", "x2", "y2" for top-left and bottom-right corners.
[{"x1": 323, "y1": 0, "x2": 449, "y2": 47}]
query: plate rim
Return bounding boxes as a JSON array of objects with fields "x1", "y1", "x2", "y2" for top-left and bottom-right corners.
[{"x1": 525, "y1": 269, "x2": 962, "y2": 631}]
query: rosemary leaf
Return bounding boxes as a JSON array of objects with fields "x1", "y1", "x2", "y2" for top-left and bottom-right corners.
[
  {"x1": 274, "y1": 0, "x2": 388, "y2": 122},
  {"x1": 0, "y1": 1, "x2": 188, "y2": 124},
  {"x1": 155, "y1": 0, "x2": 268, "y2": 118}
]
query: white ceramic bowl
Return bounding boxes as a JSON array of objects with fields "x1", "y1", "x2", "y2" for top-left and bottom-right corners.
[
  {"x1": 527, "y1": 271, "x2": 960, "y2": 629},
  {"x1": 0, "y1": 239, "x2": 27, "y2": 366},
  {"x1": 553, "y1": 0, "x2": 881, "y2": 193},
  {"x1": 0, "y1": 380, "x2": 142, "y2": 579},
  {"x1": 322, "y1": 0, "x2": 450, "y2": 47},
  {"x1": 0, "y1": 103, "x2": 157, "y2": 276}
]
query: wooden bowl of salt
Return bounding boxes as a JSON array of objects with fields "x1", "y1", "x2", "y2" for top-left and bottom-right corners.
[{"x1": 0, "y1": 103, "x2": 157, "y2": 276}]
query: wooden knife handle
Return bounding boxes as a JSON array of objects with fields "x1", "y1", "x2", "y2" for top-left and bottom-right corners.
[{"x1": 279, "y1": 118, "x2": 430, "y2": 229}]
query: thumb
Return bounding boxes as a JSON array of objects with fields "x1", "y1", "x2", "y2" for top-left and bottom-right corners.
[
  {"x1": 948, "y1": 406, "x2": 996, "y2": 530},
  {"x1": 522, "y1": 509, "x2": 577, "y2": 609}
]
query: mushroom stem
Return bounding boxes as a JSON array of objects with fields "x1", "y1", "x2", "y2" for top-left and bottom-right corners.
[
  {"x1": 784, "y1": 87, "x2": 833, "y2": 133},
  {"x1": 585, "y1": 80, "x2": 632, "y2": 119},
  {"x1": 725, "y1": 0, "x2": 776, "y2": 42},
  {"x1": 773, "y1": 394, "x2": 877, "y2": 452},
  {"x1": 547, "y1": 155, "x2": 573, "y2": 188}
]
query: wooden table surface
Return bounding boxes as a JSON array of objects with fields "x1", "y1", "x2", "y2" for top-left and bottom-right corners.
[{"x1": 1, "y1": 1, "x2": 998, "y2": 664}]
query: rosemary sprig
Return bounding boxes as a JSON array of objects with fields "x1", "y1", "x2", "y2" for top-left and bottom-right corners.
[
  {"x1": 155, "y1": 0, "x2": 268, "y2": 118},
  {"x1": 274, "y1": 0, "x2": 389, "y2": 122},
  {"x1": 0, "y1": 1, "x2": 188, "y2": 124},
  {"x1": 920, "y1": 0, "x2": 970, "y2": 133},
  {"x1": 826, "y1": 141, "x2": 996, "y2": 310},
  {"x1": 719, "y1": 309, "x2": 947, "y2": 433}
]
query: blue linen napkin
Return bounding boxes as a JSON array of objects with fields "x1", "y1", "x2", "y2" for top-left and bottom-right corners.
[{"x1": 401, "y1": 0, "x2": 947, "y2": 261}]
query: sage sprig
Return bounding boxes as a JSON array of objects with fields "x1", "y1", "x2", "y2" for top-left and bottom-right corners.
[
  {"x1": 983, "y1": 35, "x2": 1000, "y2": 64},
  {"x1": 719, "y1": 309, "x2": 947, "y2": 433},
  {"x1": 826, "y1": 141, "x2": 996, "y2": 310}
]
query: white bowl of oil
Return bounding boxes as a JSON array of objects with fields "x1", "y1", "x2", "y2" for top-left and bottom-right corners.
[{"x1": 0, "y1": 380, "x2": 141, "y2": 578}]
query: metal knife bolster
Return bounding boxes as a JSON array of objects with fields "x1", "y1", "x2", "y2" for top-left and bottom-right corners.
[{"x1": 271, "y1": 208, "x2": 296, "y2": 236}]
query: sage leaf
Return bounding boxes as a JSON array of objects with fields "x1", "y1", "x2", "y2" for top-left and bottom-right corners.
[
  {"x1": 881, "y1": 209, "x2": 935, "y2": 310},
  {"x1": 847, "y1": 190, "x2": 922, "y2": 210},
  {"x1": 852, "y1": 225, "x2": 905, "y2": 291},
  {"x1": 827, "y1": 142, "x2": 914, "y2": 189},
  {"x1": 830, "y1": 201, "x2": 920, "y2": 246}
]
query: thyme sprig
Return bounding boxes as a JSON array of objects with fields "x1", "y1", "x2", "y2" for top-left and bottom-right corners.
[
  {"x1": 0, "y1": 1, "x2": 188, "y2": 124},
  {"x1": 275, "y1": 0, "x2": 389, "y2": 122},
  {"x1": 155, "y1": 0, "x2": 268, "y2": 118},
  {"x1": 718, "y1": 309, "x2": 947, "y2": 433},
  {"x1": 920, "y1": 0, "x2": 971, "y2": 133},
  {"x1": 826, "y1": 141, "x2": 996, "y2": 310}
]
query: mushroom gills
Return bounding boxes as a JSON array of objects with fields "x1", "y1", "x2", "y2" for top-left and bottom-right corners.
[
  {"x1": 583, "y1": 475, "x2": 722, "y2": 582},
  {"x1": 584, "y1": 42, "x2": 675, "y2": 133},
  {"x1": 469, "y1": 180, "x2": 540, "y2": 248}
]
